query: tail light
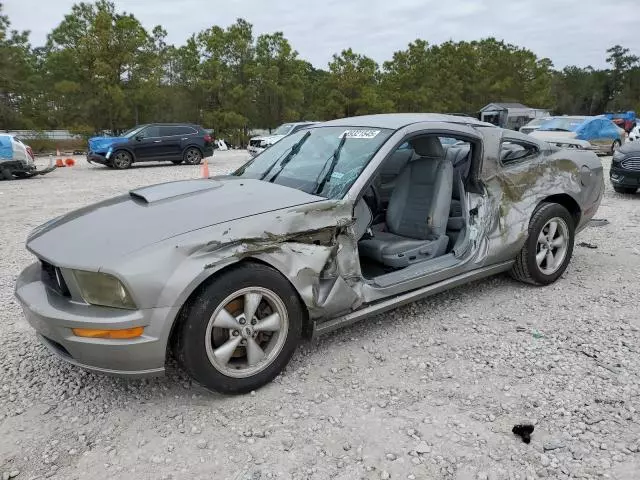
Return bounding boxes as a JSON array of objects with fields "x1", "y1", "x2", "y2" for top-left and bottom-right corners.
[
  {"x1": 27, "y1": 146, "x2": 35, "y2": 160},
  {"x1": 203, "y1": 134, "x2": 212, "y2": 143}
]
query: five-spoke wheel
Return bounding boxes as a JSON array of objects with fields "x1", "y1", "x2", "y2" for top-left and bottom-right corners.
[
  {"x1": 175, "y1": 263, "x2": 303, "y2": 394},
  {"x1": 535, "y1": 217, "x2": 569, "y2": 276},
  {"x1": 511, "y1": 202, "x2": 575, "y2": 285},
  {"x1": 205, "y1": 287, "x2": 289, "y2": 378}
]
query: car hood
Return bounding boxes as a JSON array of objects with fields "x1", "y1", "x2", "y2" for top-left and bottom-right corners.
[
  {"x1": 26, "y1": 178, "x2": 323, "y2": 269},
  {"x1": 88, "y1": 136, "x2": 128, "y2": 153},
  {"x1": 617, "y1": 140, "x2": 640, "y2": 154}
]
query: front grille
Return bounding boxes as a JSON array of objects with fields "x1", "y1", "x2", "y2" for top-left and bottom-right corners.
[
  {"x1": 621, "y1": 157, "x2": 640, "y2": 171},
  {"x1": 249, "y1": 139, "x2": 262, "y2": 148},
  {"x1": 40, "y1": 260, "x2": 71, "y2": 297}
]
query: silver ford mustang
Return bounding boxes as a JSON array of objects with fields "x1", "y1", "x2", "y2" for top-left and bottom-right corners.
[{"x1": 15, "y1": 114, "x2": 604, "y2": 394}]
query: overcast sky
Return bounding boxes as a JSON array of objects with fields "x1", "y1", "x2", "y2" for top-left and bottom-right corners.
[{"x1": 5, "y1": 0, "x2": 640, "y2": 69}]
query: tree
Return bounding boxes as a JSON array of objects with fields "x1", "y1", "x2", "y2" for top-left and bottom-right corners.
[
  {"x1": 324, "y1": 49, "x2": 391, "y2": 118},
  {"x1": 0, "y1": 2, "x2": 37, "y2": 129},
  {"x1": 254, "y1": 32, "x2": 305, "y2": 130},
  {"x1": 43, "y1": 1, "x2": 161, "y2": 132},
  {"x1": 605, "y1": 45, "x2": 639, "y2": 111},
  {"x1": 0, "y1": 2, "x2": 638, "y2": 134}
]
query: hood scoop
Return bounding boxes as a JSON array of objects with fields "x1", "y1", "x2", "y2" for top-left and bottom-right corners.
[{"x1": 130, "y1": 179, "x2": 222, "y2": 204}]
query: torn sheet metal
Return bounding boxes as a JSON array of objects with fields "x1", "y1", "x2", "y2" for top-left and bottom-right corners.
[{"x1": 161, "y1": 198, "x2": 364, "y2": 319}]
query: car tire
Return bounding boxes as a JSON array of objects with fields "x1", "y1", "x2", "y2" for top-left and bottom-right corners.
[
  {"x1": 611, "y1": 140, "x2": 621, "y2": 155},
  {"x1": 183, "y1": 147, "x2": 202, "y2": 165},
  {"x1": 0, "y1": 168, "x2": 13, "y2": 180},
  {"x1": 111, "y1": 150, "x2": 133, "y2": 170},
  {"x1": 510, "y1": 202, "x2": 575, "y2": 286},
  {"x1": 175, "y1": 263, "x2": 304, "y2": 394},
  {"x1": 172, "y1": 160, "x2": 183, "y2": 165},
  {"x1": 613, "y1": 185, "x2": 638, "y2": 194}
]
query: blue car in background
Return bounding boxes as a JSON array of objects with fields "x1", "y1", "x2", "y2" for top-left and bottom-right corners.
[{"x1": 530, "y1": 116, "x2": 625, "y2": 155}]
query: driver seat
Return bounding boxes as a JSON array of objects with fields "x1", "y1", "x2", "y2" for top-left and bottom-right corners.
[{"x1": 359, "y1": 137, "x2": 453, "y2": 268}]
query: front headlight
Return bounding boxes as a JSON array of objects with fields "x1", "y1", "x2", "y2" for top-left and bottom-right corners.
[{"x1": 73, "y1": 271, "x2": 136, "y2": 310}]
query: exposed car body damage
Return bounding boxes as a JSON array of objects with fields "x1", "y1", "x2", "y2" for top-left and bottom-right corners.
[{"x1": 15, "y1": 113, "x2": 604, "y2": 381}]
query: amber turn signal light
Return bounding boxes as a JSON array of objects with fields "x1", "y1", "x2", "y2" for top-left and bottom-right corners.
[{"x1": 72, "y1": 327, "x2": 144, "y2": 339}]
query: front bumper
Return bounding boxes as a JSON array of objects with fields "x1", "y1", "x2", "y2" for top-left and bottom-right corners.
[
  {"x1": 610, "y1": 165, "x2": 640, "y2": 187},
  {"x1": 247, "y1": 146, "x2": 265, "y2": 158},
  {"x1": 15, "y1": 262, "x2": 173, "y2": 377},
  {"x1": 1, "y1": 159, "x2": 36, "y2": 173},
  {"x1": 86, "y1": 152, "x2": 109, "y2": 165}
]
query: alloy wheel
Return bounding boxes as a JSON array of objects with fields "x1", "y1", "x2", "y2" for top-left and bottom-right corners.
[
  {"x1": 185, "y1": 148, "x2": 202, "y2": 165},
  {"x1": 535, "y1": 217, "x2": 569, "y2": 275},
  {"x1": 204, "y1": 287, "x2": 289, "y2": 378},
  {"x1": 112, "y1": 151, "x2": 132, "y2": 169}
]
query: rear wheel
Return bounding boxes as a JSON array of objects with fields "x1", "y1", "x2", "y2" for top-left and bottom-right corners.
[
  {"x1": 613, "y1": 185, "x2": 638, "y2": 194},
  {"x1": 510, "y1": 203, "x2": 575, "y2": 285},
  {"x1": 175, "y1": 263, "x2": 304, "y2": 394},
  {"x1": 111, "y1": 150, "x2": 133, "y2": 170},
  {"x1": 183, "y1": 147, "x2": 202, "y2": 165}
]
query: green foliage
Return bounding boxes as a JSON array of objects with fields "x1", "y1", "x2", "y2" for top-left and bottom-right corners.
[{"x1": 1, "y1": 1, "x2": 638, "y2": 135}]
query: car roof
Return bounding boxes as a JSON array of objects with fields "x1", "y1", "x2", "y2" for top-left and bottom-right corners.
[{"x1": 317, "y1": 113, "x2": 496, "y2": 130}]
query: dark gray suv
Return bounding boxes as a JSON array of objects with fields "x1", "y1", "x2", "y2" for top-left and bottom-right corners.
[{"x1": 87, "y1": 123, "x2": 214, "y2": 169}]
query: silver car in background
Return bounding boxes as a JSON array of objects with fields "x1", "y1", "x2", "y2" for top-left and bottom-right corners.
[
  {"x1": 16, "y1": 114, "x2": 604, "y2": 394},
  {"x1": 247, "y1": 122, "x2": 319, "y2": 157},
  {"x1": 519, "y1": 117, "x2": 550, "y2": 135}
]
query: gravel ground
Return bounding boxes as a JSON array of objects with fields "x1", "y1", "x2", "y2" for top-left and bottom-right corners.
[{"x1": 1, "y1": 152, "x2": 639, "y2": 480}]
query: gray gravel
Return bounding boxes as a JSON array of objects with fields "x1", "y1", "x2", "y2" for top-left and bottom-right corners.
[{"x1": 1, "y1": 152, "x2": 639, "y2": 480}]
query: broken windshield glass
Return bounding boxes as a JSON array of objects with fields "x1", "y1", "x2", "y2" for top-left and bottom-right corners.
[{"x1": 235, "y1": 126, "x2": 393, "y2": 199}]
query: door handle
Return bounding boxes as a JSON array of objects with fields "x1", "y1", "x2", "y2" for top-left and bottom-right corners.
[{"x1": 153, "y1": 140, "x2": 162, "y2": 143}]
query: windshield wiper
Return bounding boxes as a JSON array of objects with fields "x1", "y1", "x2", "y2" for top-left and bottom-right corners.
[
  {"x1": 312, "y1": 135, "x2": 348, "y2": 196},
  {"x1": 260, "y1": 131, "x2": 311, "y2": 182}
]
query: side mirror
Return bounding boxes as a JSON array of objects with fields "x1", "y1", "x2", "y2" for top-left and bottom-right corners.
[{"x1": 135, "y1": 135, "x2": 143, "y2": 141}]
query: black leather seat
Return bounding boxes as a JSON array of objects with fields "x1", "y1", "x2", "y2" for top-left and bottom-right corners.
[{"x1": 358, "y1": 137, "x2": 453, "y2": 268}]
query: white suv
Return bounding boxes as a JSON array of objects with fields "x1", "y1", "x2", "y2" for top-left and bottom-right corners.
[{"x1": 247, "y1": 122, "x2": 319, "y2": 157}]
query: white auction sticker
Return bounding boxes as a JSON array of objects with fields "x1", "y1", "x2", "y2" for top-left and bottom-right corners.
[{"x1": 339, "y1": 129, "x2": 380, "y2": 139}]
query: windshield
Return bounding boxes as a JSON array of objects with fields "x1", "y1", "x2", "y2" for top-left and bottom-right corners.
[
  {"x1": 234, "y1": 126, "x2": 393, "y2": 199},
  {"x1": 272, "y1": 124, "x2": 296, "y2": 136},
  {"x1": 538, "y1": 117, "x2": 587, "y2": 132},
  {"x1": 122, "y1": 125, "x2": 147, "y2": 138}
]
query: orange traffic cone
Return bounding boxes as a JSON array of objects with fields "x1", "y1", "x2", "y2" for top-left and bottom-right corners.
[
  {"x1": 55, "y1": 159, "x2": 65, "y2": 168},
  {"x1": 56, "y1": 148, "x2": 61, "y2": 157},
  {"x1": 201, "y1": 159, "x2": 209, "y2": 178},
  {"x1": 65, "y1": 158, "x2": 75, "y2": 167}
]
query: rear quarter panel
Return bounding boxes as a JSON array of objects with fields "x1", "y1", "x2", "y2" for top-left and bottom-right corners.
[{"x1": 477, "y1": 129, "x2": 603, "y2": 266}]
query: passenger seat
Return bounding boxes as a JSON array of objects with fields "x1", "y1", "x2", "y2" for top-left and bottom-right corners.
[
  {"x1": 358, "y1": 137, "x2": 453, "y2": 268},
  {"x1": 377, "y1": 147, "x2": 414, "y2": 205}
]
